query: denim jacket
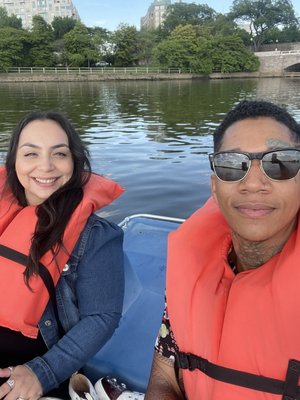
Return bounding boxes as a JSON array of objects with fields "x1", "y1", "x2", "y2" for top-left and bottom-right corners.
[{"x1": 25, "y1": 214, "x2": 124, "y2": 394}]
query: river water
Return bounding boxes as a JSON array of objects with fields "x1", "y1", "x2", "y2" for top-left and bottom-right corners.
[{"x1": 1, "y1": 77, "x2": 300, "y2": 222}]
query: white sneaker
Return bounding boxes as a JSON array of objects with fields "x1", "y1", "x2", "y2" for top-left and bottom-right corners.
[
  {"x1": 69, "y1": 373, "x2": 99, "y2": 400},
  {"x1": 95, "y1": 377, "x2": 144, "y2": 400}
]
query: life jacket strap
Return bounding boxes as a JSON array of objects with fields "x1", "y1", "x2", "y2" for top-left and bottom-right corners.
[
  {"x1": 176, "y1": 352, "x2": 300, "y2": 400},
  {"x1": 0, "y1": 243, "x2": 65, "y2": 337}
]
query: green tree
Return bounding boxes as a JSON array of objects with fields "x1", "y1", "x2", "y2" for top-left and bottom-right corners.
[
  {"x1": 0, "y1": 6, "x2": 22, "y2": 29},
  {"x1": 52, "y1": 38, "x2": 67, "y2": 66},
  {"x1": 153, "y1": 25, "x2": 259, "y2": 74},
  {"x1": 64, "y1": 22, "x2": 99, "y2": 66},
  {"x1": 153, "y1": 24, "x2": 199, "y2": 69},
  {"x1": 202, "y1": 35, "x2": 259, "y2": 73},
  {"x1": 31, "y1": 14, "x2": 53, "y2": 35},
  {"x1": 198, "y1": 13, "x2": 250, "y2": 43},
  {"x1": 230, "y1": 0, "x2": 298, "y2": 50},
  {"x1": 28, "y1": 15, "x2": 54, "y2": 66},
  {"x1": 279, "y1": 25, "x2": 300, "y2": 42},
  {"x1": 162, "y1": 2, "x2": 217, "y2": 36},
  {"x1": 88, "y1": 26, "x2": 111, "y2": 64},
  {"x1": 51, "y1": 17, "x2": 79, "y2": 65},
  {"x1": 112, "y1": 24, "x2": 140, "y2": 66},
  {"x1": 52, "y1": 16, "x2": 76, "y2": 40},
  {"x1": 137, "y1": 28, "x2": 160, "y2": 65},
  {"x1": 264, "y1": 24, "x2": 300, "y2": 43},
  {"x1": 0, "y1": 27, "x2": 30, "y2": 71},
  {"x1": 194, "y1": 35, "x2": 259, "y2": 73}
]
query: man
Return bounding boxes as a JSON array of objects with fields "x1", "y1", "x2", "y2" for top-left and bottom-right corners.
[{"x1": 145, "y1": 100, "x2": 300, "y2": 400}]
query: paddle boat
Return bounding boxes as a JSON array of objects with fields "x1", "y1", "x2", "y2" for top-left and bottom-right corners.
[{"x1": 83, "y1": 214, "x2": 183, "y2": 393}]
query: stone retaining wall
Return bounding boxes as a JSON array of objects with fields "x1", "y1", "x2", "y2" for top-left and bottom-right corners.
[
  {"x1": 0, "y1": 73, "x2": 198, "y2": 82},
  {"x1": 0, "y1": 71, "x2": 299, "y2": 82}
]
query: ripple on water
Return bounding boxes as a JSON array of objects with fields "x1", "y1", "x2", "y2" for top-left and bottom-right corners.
[{"x1": 0, "y1": 79, "x2": 300, "y2": 222}]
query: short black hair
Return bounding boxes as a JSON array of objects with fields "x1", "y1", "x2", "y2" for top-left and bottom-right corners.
[{"x1": 213, "y1": 100, "x2": 300, "y2": 152}]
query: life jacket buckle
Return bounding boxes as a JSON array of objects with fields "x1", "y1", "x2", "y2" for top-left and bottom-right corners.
[{"x1": 176, "y1": 351, "x2": 206, "y2": 372}]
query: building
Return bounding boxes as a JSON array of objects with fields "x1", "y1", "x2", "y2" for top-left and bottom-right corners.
[
  {"x1": 0, "y1": 0, "x2": 80, "y2": 29},
  {"x1": 141, "y1": 0, "x2": 171, "y2": 30}
]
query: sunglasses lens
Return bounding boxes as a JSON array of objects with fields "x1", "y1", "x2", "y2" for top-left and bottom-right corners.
[
  {"x1": 213, "y1": 153, "x2": 250, "y2": 182},
  {"x1": 262, "y1": 150, "x2": 300, "y2": 180}
]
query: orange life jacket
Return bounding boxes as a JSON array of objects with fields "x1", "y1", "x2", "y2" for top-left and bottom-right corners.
[
  {"x1": 0, "y1": 166, "x2": 123, "y2": 338},
  {"x1": 167, "y1": 197, "x2": 300, "y2": 400}
]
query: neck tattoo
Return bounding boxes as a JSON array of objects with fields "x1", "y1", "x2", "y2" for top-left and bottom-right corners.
[{"x1": 229, "y1": 233, "x2": 286, "y2": 273}]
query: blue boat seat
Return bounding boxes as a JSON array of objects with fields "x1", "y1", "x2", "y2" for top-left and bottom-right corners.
[{"x1": 83, "y1": 215, "x2": 182, "y2": 392}]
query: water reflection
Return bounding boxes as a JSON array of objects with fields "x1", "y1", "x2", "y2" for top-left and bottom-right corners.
[{"x1": 0, "y1": 78, "x2": 300, "y2": 221}]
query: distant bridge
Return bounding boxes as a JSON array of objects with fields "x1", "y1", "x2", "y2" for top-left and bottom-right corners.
[{"x1": 255, "y1": 50, "x2": 300, "y2": 75}]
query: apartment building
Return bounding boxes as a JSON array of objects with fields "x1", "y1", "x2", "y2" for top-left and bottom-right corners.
[
  {"x1": 141, "y1": 0, "x2": 171, "y2": 30},
  {"x1": 0, "y1": 0, "x2": 80, "y2": 29}
]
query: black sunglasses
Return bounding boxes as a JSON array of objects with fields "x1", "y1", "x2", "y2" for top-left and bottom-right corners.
[{"x1": 209, "y1": 148, "x2": 300, "y2": 182}]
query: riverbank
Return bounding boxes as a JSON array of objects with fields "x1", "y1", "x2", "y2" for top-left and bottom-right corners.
[
  {"x1": 0, "y1": 72, "x2": 197, "y2": 82},
  {"x1": 0, "y1": 71, "x2": 299, "y2": 82}
]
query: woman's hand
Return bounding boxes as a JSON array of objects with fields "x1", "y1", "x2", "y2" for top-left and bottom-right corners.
[{"x1": 0, "y1": 366, "x2": 43, "y2": 400}]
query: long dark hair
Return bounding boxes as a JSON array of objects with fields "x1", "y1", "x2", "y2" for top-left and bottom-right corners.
[{"x1": 5, "y1": 111, "x2": 91, "y2": 285}]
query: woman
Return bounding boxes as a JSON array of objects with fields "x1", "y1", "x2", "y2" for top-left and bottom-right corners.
[{"x1": 0, "y1": 111, "x2": 124, "y2": 398}]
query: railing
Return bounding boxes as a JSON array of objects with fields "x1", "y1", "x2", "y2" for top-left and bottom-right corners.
[
  {"x1": 119, "y1": 213, "x2": 185, "y2": 229},
  {"x1": 5, "y1": 66, "x2": 192, "y2": 74},
  {"x1": 255, "y1": 49, "x2": 300, "y2": 56},
  {"x1": 280, "y1": 50, "x2": 300, "y2": 54}
]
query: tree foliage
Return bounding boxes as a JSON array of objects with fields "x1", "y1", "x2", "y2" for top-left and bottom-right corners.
[
  {"x1": 0, "y1": 7, "x2": 22, "y2": 29},
  {"x1": 153, "y1": 25, "x2": 199, "y2": 69},
  {"x1": 137, "y1": 28, "x2": 160, "y2": 65},
  {"x1": 200, "y1": 35, "x2": 259, "y2": 73},
  {"x1": 0, "y1": 27, "x2": 29, "y2": 71},
  {"x1": 112, "y1": 24, "x2": 140, "y2": 66},
  {"x1": 230, "y1": 0, "x2": 298, "y2": 50},
  {"x1": 264, "y1": 24, "x2": 300, "y2": 44},
  {"x1": 0, "y1": 0, "x2": 298, "y2": 73},
  {"x1": 88, "y1": 26, "x2": 111, "y2": 64},
  {"x1": 279, "y1": 25, "x2": 300, "y2": 43},
  {"x1": 162, "y1": 2, "x2": 218, "y2": 36},
  {"x1": 199, "y1": 14, "x2": 248, "y2": 41},
  {"x1": 64, "y1": 22, "x2": 99, "y2": 66},
  {"x1": 52, "y1": 16, "x2": 76, "y2": 40},
  {"x1": 153, "y1": 24, "x2": 259, "y2": 74},
  {"x1": 29, "y1": 15, "x2": 54, "y2": 66}
]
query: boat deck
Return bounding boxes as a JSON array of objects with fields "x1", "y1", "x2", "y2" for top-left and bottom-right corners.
[{"x1": 84, "y1": 214, "x2": 182, "y2": 392}]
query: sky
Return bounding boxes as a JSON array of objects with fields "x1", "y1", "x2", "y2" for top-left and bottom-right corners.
[{"x1": 72, "y1": 0, "x2": 300, "y2": 32}]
